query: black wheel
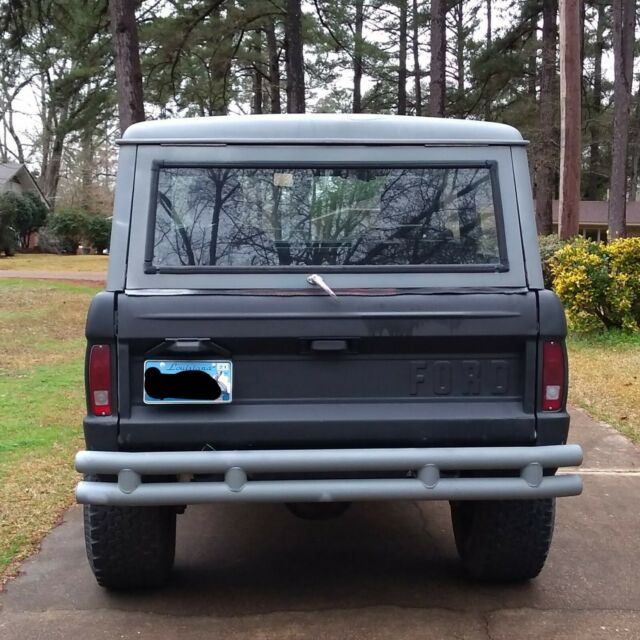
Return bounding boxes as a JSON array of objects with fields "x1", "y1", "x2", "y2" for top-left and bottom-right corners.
[
  {"x1": 286, "y1": 502, "x2": 351, "y2": 520},
  {"x1": 450, "y1": 498, "x2": 555, "y2": 583},
  {"x1": 84, "y1": 500, "x2": 176, "y2": 589}
]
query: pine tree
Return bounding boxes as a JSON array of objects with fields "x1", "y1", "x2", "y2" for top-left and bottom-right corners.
[
  {"x1": 608, "y1": 0, "x2": 636, "y2": 238},
  {"x1": 109, "y1": 0, "x2": 145, "y2": 133}
]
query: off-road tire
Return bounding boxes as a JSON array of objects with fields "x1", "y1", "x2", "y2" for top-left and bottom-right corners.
[
  {"x1": 84, "y1": 500, "x2": 176, "y2": 589},
  {"x1": 450, "y1": 498, "x2": 555, "y2": 582}
]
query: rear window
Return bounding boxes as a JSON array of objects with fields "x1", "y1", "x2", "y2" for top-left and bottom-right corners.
[{"x1": 149, "y1": 166, "x2": 504, "y2": 270}]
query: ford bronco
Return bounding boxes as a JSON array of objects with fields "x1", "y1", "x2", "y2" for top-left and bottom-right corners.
[{"x1": 76, "y1": 114, "x2": 583, "y2": 589}]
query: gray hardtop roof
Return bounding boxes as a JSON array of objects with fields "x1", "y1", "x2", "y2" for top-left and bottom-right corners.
[{"x1": 120, "y1": 114, "x2": 526, "y2": 146}]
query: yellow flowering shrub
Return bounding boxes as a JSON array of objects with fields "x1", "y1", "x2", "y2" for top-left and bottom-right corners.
[
  {"x1": 607, "y1": 237, "x2": 640, "y2": 330},
  {"x1": 551, "y1": 236, "x2": 640, "y2": 331}
]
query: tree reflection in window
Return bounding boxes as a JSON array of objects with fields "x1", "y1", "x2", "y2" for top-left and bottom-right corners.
[{"x1": 152, "y1": 166, "x2": 500, "y2": 267}]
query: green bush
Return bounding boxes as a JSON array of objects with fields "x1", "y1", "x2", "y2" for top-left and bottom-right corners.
[
  {"x1": 538, "y1": 235, "x2": 565, "y2": 288},
  {"x1": 551, "y1": 236, "x2": 640, "y2": 331},
  {"x1": 14, "y1": 192, "x2": 49, "y2": 249},
  {"x1": 0, "y1": 192, "x2": 21, "y2": 256},
  {"x1": 49, "y1": 209, "x2": 89, "y2": 254},
  {"x1": 36, "y1": 225, "x2": 62, "y2": 254},
  {"x1": 85, "y1": 215, "x2": 112, "y2": 253}
]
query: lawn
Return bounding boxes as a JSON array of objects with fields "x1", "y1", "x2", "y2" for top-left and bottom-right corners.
[
  {"x1": 0, "y1": 253, "x2": 108, "y2": 272},
  {"x1": 0, "y1": 278, "x2": 100, "y2": 585},
  {"x1": 567, "y1": 331, "x2": 640, "y2": 445}
]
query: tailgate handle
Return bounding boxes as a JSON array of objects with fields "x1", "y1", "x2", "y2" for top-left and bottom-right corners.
[
  {"x1": 146, "y1": 338, "x2": 231, "y2": 357},
  {"x1": 309, "y1": 339, "x2": 349, "y2": 352}
]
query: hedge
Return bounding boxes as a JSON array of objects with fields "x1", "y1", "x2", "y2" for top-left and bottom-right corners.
[{"x1": 550, "y1": 236, "x2": 640, "y2": 332}]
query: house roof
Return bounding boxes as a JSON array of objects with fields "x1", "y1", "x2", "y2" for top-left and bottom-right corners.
[
  {"x1": 551, "y1": 200, "x2": 640, "y2": 226},
  {"x1": 120, "y1": 114, "x2": 526, "y2": 146},
  {"x1": 0, "y1": 162, "x2": 23, "y2": 185},
  {"x1": 0, "y1": 162, "x2": 49, "y2": 206}
]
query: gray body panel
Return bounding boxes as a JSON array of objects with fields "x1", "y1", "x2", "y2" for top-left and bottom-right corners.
[
  {"x1": 75, "y1": 444, "x2": 583, "y2": 506},
  {"x1": 77, "y1": 475, "x2": 582, "y2": 506},
  {"x1": 123, "y1": 145, "x2": 528, "y2": 291},
  {"x1": 120, "y1": 113, "x2": 526, "y2": 145}
]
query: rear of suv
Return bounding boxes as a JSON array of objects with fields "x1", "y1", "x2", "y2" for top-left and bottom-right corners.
[{"x1": 76, "y1": 114, "x2": 582, "y2": 589}]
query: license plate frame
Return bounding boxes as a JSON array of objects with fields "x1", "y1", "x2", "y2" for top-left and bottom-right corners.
[{"x1": 143, "y1": 359, "x2": 233, "y2": 405}]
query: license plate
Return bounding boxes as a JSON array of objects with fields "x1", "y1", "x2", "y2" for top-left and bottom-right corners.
[{"x1": 143, "y1": 360, "x2": 232, "y2": 405}]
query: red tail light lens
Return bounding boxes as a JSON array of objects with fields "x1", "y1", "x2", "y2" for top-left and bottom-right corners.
[
  {"x1": 542, "y1": 341, "x2": 565, "y2": 411},
  {"x1": 89, "y1": 344, "x2": 112, "y2": 416}
]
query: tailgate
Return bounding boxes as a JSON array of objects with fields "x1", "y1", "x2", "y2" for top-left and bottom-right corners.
[{"x1": 115, "y1": 291, "x2": 538, "y2": 449}]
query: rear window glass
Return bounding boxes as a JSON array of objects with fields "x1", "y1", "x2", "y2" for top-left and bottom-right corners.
[{"x1": 150, "y1": 166, "x2": 503, "y2": 269}]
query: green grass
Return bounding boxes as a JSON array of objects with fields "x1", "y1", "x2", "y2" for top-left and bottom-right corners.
[
  {"x1": 567, "y1": 330, "x2": 640, "y2": 444},
  {"x1": 0, "y1": 278, "x2": 98, "y2": 584},
  {"x1": 0, "y1": 277, "x2": 100, "y2": 294},
  {"x1": 568, "y1": 329, "x2": 640, "y2": 349},
  {"x1": 0, "y1": 537, "x2": 26, "y2": 575},
  {"x1": 0, "y1": 360, "x2": 84, "y2": 459},
  {"x1": 0, "y1": 253, "x2": 108, "y2": 272}
]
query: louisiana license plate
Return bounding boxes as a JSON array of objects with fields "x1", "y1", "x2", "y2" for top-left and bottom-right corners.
[{"x1": 143, "y1": 360, "x2": 232, "y2": 405}]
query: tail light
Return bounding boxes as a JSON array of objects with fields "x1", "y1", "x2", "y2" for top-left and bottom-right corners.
[
  {"x1": 89, "y1": 344, "x2": 112, "y2": 416},
  {"x1": 542, "y1": 341, "x2": 565, "y2": 411}
]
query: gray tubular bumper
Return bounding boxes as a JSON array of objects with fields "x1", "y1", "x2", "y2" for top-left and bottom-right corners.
[{"x1": 75, "y1": 445, "x2": 583, "y2": 506}]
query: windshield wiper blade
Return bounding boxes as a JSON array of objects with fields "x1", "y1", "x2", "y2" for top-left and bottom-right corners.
[{"x1": 307, "y1": 273, "x2": 338, "y2": 300}]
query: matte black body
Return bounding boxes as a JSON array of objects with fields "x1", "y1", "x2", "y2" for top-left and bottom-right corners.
[{"x1": 84, "y1": 289, "x2": 569, "y2": 452}]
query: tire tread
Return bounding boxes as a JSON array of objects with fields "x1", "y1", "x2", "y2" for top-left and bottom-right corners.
[
  {"x1": 451, "y1": 498, "x2": 555, "y2": 582},
  {"x1": 84, "y1": 502, "x2": 176, "y2": 589}
]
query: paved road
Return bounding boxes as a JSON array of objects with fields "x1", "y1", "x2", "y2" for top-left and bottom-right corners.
[{"x1": 1, "y1": 408, "x2": 639, "y2": 639}]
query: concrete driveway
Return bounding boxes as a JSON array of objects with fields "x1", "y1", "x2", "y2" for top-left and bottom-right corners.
[{"x1": 1, "y1": 408, "x2": 639, "y2": 639}]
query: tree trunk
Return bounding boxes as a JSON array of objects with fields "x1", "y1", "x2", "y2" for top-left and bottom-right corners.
[
  {"x1": 208, "y1": 6, "x2": 232, "y2": 118},
  {"x1": 266, "y1": 20, "x2": 282, "y2": 114},
  {"x1": 210, "y1": 52, "x2": 232, "y2": 116},
  {"x1": 40, "y1": 76, "x2": 52, "y2": 191},
  {"x1": 535, "y1": 0, "x2": 557, "y2": 235},
  {"x1": 528, "y1": 22, "x2": 537, "y2": 100},
  {"x1": 586, "y1": 1, "x2": 605, "y2": 200},
  {"x1": 608, "y1": 0, "x2": 635, "y2": 238},
  {"x1": 558, "y1": 0, "x2": 581, "y2": 240},
  {"x1": 628, "y1": 90, "x2": 640, "y2": 201},
  {"x1": 253, "y1": 69, "x2": 263, "y2": 114},
  {"x1": 1, "y1": 102, "x2": 25, "y2": 164},
  {"x1": 42, "y1": 133, "x2": 65, "y2": 205},
  {"x1": 353, "y1": 0, "x2": 364, "y2": 113},
  {"x1": 80, "y1": 127, "x2": 94, "y2": 211},
  {"x1": 454, "y1": 2, "x2": 465, "y2": 98},
  {"x1": 429, "y1": 0, "x2": 446, "y2": 117},
  {"x1": 484, "y1": 0, "x2": 492, "y2": 120},
  {"x1": 109, "y1": 0, "x2": 145, "y2": 135},
  {"x1": 412, "y1": 0, "x2": 422, "y2": 115},
  {"x1": 252, "y1": 30, "x2": 263, "y2": 114},
  {"x1": 285, "y1": 0, "x2": 305, "y2": 114},
  {"x1": 398, "y1": 1, "x2": 408, "y2": 115}
]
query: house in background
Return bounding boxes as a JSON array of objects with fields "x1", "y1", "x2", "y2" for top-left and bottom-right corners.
[
  {"x1": 0, "y1": 163, "x2": 50, "y2": 249},
  {"x1": 550, "y1": 200, "x2": 640, "y2": 241},
  {"x1": 0, "y1": 163, "x2": 48, "y2": 204}
]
